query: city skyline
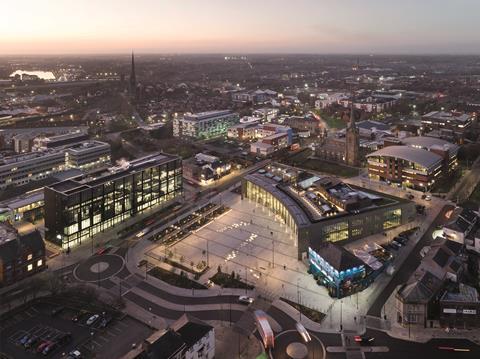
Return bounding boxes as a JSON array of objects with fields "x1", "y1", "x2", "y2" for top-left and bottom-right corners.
[{"x1": 1, "y1": 0, "x2": 480, "y2": 55}]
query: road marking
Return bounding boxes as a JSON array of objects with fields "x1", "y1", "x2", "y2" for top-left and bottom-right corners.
[
  {"x1": 98, "y1": 336, "x2": 109, "y2": 343},
  {"x1": 92, "y1": 340, "x2": 102, "y2": 347},
  {"x1": 116, "y1": 321, "x2": 129, "y2": 329},
  {"x1": 105, "y1": 331, "x2": 117, "y2": 338},
  {"x1": 110, "y1": 327, "x2": 122, "y2": 334}
]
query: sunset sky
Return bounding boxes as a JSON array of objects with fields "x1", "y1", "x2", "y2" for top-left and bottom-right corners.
[{"x1": 1, "y1": 0, "x2": 479, "y2": 55}]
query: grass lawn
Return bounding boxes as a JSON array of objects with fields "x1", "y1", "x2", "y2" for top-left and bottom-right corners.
[
  {"x1": 280, "y1": 297, "x2": 325, "y2": 323},
  {"x1": 314, "y1": 110, "x2": 346, "y2": 129},
  {"x1": 302, "y1": 159, "x2": 360, "y2": 177},
  {"x1": 209, "y1": 272, "x2": 254, "y2": 290},
  {"x1": 148, "y1": 266, "x2": 207, "y2": 289}
]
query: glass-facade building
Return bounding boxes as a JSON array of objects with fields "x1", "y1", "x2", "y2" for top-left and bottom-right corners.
[
  {"x1": 244, "y1": 180, "x2": 299, "y2": 238},
  {"x1": 44, "y1": 153, "x2": 182, "y2": 249},
  {"x1": 242, "y1": 169, "x2": 415, "y2": 260}
]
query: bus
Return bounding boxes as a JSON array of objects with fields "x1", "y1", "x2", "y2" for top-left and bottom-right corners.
[{"x1": 254, "y1": 310, "x2": 274, "y2": 349}]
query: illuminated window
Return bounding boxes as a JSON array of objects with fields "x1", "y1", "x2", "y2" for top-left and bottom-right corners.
[
  {"x1": 37, "y1": 259, "x2": 43, "y2": 267},
  {"x1": 27, "y1": 264, "x2": 33, "y2": 271},
  {"x1": 27, "y1": 254, "x2": 33, "y2": 261}
]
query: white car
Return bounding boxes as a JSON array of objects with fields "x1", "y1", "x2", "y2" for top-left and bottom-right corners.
[
  {"x1": 238, "y1": 296, "x2": 254, "y2": 304},
  {"x1": 425, "y1": 195, "x2": 432, "y2": 201},
  {"x1": 295, "y1": 322, "x2": 311, "y2": 342},
  {"x1": 86, "y1": 314, "x2": 99, "y2": 325}
]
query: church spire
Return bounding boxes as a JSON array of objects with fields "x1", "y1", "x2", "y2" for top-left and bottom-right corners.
[{"x1": 130, "y1": 51, "x2": 136, "y2": 94}]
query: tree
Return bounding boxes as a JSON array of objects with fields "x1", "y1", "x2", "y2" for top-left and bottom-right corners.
[
  {"x1": 44, "y1": 272, "x2": 66, "y2": 296},
  {"x1": 217, "y1": 265, "x2": 222, "y2": 273},
  {"x1": 231, "y1": 271, "x2": 235, "y2": 280}
]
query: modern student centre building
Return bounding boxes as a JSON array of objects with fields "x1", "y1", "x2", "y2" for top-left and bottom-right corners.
[
  {"x1": 44, "y1": 153, "x2": 183, "y2": 249},
  {"x1": 242, "y1": 163, "x2": 416, "y2": 260}
]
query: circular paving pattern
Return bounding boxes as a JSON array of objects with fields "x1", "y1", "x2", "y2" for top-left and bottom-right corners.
[
  {"x1": 272, "y1": 330, "x2": 326, "y2": 359},
  {"x1": 286, "y1": 342, "x2": 308, "y2": 358},
  {"x1": 74, "y1": 254, "x2": 125, "y2": 282}
]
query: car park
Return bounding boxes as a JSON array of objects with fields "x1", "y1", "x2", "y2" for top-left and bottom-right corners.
[{"x1": 86, "y1": 314, "x2": 100, "y2": 326}]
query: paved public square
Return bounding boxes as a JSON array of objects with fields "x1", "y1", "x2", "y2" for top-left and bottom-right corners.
[{"x1": 152, "y1": 190, "x2": 334, "y2": 314}]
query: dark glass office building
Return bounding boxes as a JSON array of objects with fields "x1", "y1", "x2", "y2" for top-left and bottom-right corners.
[{"x1": 44, "y1": 153, "x2": 182, "y2": 249}]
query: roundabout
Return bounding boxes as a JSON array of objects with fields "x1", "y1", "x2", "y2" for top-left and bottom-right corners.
[
  {"x1": 73, "y1": 254, "x2": 125, "y2": 282},
  {"x1": 272, "y1": 330, "x2": 325, "y2": 359}
]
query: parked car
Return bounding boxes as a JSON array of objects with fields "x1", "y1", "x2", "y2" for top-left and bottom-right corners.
[
  {"x1": 37, "y1": 341, "x2": 51, "y2": 353},
  {"x1": 42, "y1": 342, "x2": 56, "y2": 355},
  {"x1": 137, "y1": 259, "x2": 147, "y2": 268},
  {"x1": 86, "y1": 314, "x2": 100, "y2": 326},
  {"x1": 99, "y1": 315, "x2": 113, "y2": 328},
  {"x1": 238, "y1": 296, "x2": 254, "y2": 304},
  {"x1": 25, "y1": 335, "x2": 39, "y2": 348},
  {"x1": 19, "y1": 334, "x2": 31, "y2": 346},
  {"x1": 68, "y1": 350, "x2": 82, "y2": 359},
  {"x1": 390, "y1": 241, "x2": 401, "y2": 250},
  {"x1": 395, "y1": 236, "x2": 408, "y2": 245}
]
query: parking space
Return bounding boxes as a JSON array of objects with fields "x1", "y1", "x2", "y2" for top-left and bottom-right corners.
[
  {"x1": 0, "y1": 297, "x2": 149, "y2": 359},
  {"x1": 0, "y1": 301, "x2": 91, "y2": 359}
]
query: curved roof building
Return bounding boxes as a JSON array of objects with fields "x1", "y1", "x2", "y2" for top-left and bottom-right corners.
[
  {"x1": 400, "y1": 136, "x2": 459, "y2": 157},
  {"x1": 367, "y1": 145, "x2": 443, "y2": 170}
]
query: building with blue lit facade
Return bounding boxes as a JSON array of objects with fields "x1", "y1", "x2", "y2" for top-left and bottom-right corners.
[{"x1": 308, "y1": 242, "x2": 370, "y2": 298}]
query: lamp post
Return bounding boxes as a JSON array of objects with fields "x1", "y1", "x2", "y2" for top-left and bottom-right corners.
[
  {"x1": 340, "y1": 300, "x2": 343, "y2": 332},
  {"x1": 271, "y1": 231, "x2": 275, "y2": 268}
]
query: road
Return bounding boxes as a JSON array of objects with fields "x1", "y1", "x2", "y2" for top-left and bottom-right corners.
[
  {"x1": 447, "y1": 157, "x2": 480, "y2": 203},
  {"x1": 367, "y1": 204, "x2": 454, "y2": 317},
  {"x1": 364, "y1": 329, "x2": 480, "y2": 359}
]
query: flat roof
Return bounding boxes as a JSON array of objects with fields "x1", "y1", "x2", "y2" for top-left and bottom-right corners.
[
  {"x1": 184, "y1": 110, "x2": 235, "y2": 121},
  {"x1": 47, "y1": 152, "x2": 179, "y2": 195},
  {"x1": 367, "y1": 145, "x2": 443, "y2": 169}
]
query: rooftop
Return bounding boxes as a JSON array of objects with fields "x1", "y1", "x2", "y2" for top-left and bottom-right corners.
[
  {"x1": 441, "y1": 283, "x2": 479, "y2": 303},
  {"x1": 401, "y1": 136, "x2": 459, "y2": 156},
  {"x1": 398, "y1": 270, "x2": 444, "y2": 303},
  {"x1": 65, "y1": 140, "x2": 110, "y2": 153},
  {"x1": 47, "y1": 152, "x2": 179, "y2": 195},
  {"x1": 184, "y1": 110, "x2": 235, "y2": 121},
  {"x1": 423, "y1": 111, "x2": 472, "y2": 123},
  {"x1": 367, "y1": 145, "x2": 443, "y2": 169},
  {"x1": 309, "y1": 242, "x2": 365, "y2": 272}
]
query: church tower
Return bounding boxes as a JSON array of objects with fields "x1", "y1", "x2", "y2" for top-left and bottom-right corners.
[
  {"x1": 129, "y1": 52, "x2": 136, "y2": 96},
  {"x1": 345, "y1": 99, "x2": 360, "y2": 166}
]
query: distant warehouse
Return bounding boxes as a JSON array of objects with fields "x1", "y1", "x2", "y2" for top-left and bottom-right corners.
[
  {"x1": 242, "y1": 163, "x2": 415, "y2": 260},
  {"x1": 44, "y1": 152, "x2": 183, "y2": 249}
]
